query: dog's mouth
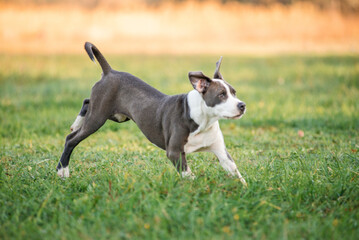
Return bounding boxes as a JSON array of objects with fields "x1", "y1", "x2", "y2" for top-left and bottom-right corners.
[
  {"x1": 224, "y1": 110, "x2": 246, "y2": 119},
  {"x1": 224, "y1": 113, "x2": 243, "y2": 120}
]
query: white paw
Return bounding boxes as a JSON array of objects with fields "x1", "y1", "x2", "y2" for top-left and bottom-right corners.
[
  {"x1": 235, "y1": 169, "x2": 247, "y2": 187},
  {"x1": 57, "y1": 166, "x2": 70, "y2": 178},
  {"x1": 181, "y1": 170, "x2": 196, "y2": 180}
]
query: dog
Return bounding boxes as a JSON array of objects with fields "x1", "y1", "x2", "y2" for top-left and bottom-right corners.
[{"x1": 57, "y1": 42, "x2": 247, "y2": 186}]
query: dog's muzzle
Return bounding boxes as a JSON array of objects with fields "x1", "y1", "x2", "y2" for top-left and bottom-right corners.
[{"x1": 230, "y1": 102, "x2": 246, "y2": 119}]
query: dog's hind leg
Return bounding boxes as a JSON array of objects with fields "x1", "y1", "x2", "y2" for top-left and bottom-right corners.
[
  {"x1": 57, "y1": 114, "x2": 107, "y2": 178},
  {"x1": 70, "y1": 99, "x2": 90, "y2": 132}
]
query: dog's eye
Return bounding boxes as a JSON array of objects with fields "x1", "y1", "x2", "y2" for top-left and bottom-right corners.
[{"x1": 218, "y1": 92, "x2": 227, "y2": 98}]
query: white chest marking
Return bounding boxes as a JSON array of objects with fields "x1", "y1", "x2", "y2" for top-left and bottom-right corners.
[{"x1": 184, "y1": 121, "x2": 222, "y2": 154}]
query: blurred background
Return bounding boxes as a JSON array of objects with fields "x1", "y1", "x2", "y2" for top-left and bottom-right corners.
[{"x1": 1, "y1": 0, "x2": 359, "y2": 54}]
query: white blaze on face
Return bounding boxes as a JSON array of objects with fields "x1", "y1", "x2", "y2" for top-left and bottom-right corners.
[{"x1": 209, "y1": 79, "x2": 244, "y2": 119}]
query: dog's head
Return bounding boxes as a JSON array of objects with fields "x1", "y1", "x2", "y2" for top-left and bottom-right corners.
[{"x1": 188, "y1": 57, "x2": 246, "y2": 119}]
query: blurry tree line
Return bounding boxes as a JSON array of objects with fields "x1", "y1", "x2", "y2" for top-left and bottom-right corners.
[
  {"x1": 1, "y1": 0, "x2": 359, "y2": 13},
  {"x1": 224, "y1": 0, "x2": 359, "y2": 12}
]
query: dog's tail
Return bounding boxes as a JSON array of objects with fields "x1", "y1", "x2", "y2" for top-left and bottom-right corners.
[{"x1": 84, "y1": 42, "x2": 112, "y2": 75}]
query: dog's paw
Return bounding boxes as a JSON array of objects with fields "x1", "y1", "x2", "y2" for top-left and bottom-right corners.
[
  {"x1": 181, "y1": 170, "x2": 196, "y2": 180},
  {"x1": 235, "y1": 169, "x2": 247, "y2": 187},
  {"x1": 57, "y1": 166, "x2": 70, "y2": 178}
]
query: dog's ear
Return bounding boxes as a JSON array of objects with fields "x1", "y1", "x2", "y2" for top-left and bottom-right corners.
[
  {"x1": 188, "y1": 71, "x2": 212, "y2": 93},
  {"x1": 213, "y1": 56, "x2": 223, "y2": 79}
]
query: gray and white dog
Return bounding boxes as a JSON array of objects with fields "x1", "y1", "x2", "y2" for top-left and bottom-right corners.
[{"x1": 57, "y1": 42, "x2": 247, "y2": 186}]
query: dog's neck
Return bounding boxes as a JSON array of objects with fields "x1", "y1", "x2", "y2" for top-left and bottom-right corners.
[{"x1": 187, "y1": 90, "x2": 220, "y2": 135}]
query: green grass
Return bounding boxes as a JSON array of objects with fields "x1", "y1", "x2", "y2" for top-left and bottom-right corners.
[{"x1": 0, "y1": 54, "x2": 358, "y2": 239}]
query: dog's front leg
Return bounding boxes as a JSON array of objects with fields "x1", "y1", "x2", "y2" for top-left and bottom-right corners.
[
  {"x1": 210, "y1": 145, "x2": 247, "y2": 186},
  {"x1": 167, "y1": 150, "x2": 195, "y2": 179},
  {"x1": 179, "y1": 152, "x2": 195, "y2": 179}
]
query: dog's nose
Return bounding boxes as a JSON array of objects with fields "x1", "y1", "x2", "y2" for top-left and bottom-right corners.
[{"x1": 238, "y1": 102, "x2": 246, "y2": 112}]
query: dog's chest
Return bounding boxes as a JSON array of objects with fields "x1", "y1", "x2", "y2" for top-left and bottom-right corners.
[{"x1": 184, "y1": 122, "x2": 220, "y2": 154}]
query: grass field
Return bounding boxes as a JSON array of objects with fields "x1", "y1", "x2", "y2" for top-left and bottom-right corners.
[{"x1": 0, "y1": 54, "x2": 358, "y2": 239}]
